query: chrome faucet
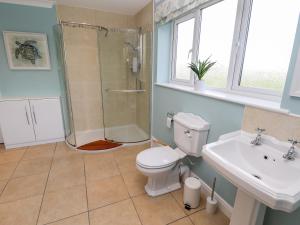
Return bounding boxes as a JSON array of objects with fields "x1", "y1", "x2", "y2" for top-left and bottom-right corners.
[
  {"x1": 283, "y1": 139, "x2": 299, "y2": 161},
  {"x1": 251, "y1": 128, "x2": 266, "y2": 145}
]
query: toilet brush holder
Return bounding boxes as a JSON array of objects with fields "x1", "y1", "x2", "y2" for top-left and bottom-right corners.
[
  {"x1": 206, "y1": 196, "x2": 218, "y2": 214},
  {"x1": 206, "y1": 177, "x2": 218, "y2": 214}
]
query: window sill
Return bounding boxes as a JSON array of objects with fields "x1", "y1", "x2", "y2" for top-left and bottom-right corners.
[{"x1": 155, "y1": 83, "x2": 289, "y2": 114}]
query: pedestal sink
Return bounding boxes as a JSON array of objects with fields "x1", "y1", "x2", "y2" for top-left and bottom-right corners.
[{"x1": 202, "y1": 130, "x2": 300, "y2": 225}]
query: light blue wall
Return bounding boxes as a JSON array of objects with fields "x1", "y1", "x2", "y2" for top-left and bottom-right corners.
[
  {"x1": 0, "y1": 3, "x2": 60, "y2": 97},
  {"x1": 153, "y1": 16, "x2": 300, "y2": 225},
  {"x1": 281, "y1": 17, "x2": 300, "y2": 115},
  {"x1": 152, "y1": 85, "x2": 243, "y2": 205}
]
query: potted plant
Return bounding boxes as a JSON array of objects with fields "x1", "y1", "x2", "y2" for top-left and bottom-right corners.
[{"x1": 188, "y1": 57, "x2": 216, "y2": 91}]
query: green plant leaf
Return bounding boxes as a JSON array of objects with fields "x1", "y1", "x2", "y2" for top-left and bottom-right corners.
[{"x1": 187, "y1": 56, "x2": 216, "y2": 80}]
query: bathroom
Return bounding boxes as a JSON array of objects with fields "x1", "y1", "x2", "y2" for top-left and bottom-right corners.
[{"x1": 0, "y1": 0, "x2": 300, "y2": 225}]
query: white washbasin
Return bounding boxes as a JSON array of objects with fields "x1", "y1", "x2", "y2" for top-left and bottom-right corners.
[{"x1": 203, "y1": 130, "x2": 300, "y2": 213}]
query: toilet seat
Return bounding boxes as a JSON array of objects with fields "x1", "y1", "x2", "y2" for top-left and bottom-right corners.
[{"x1": 136, "y1": 146, "x2": 180, "y2": 169}]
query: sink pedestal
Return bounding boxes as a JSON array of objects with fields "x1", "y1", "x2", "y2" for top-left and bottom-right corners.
[{"x1": 230, "y1": 189, "x2": 266, "y2": 225}]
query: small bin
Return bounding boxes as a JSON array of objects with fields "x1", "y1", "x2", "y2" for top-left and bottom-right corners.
[{"x1": 183, "y1": 177, "x2": 201, "y2": 209}]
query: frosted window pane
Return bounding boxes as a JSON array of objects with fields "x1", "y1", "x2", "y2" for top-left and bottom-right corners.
[
  {"x1": 175, "y1": 18, "x2": 195, "y2": 80},
  {"x1": 198, "y1": 0, "x2": 238, "y2": 88},
  {"x1": 240, "y1": 0, "x2": 300, "y2": 92}
]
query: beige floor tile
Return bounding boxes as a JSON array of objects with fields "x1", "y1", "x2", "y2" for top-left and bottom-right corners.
[
  {"x1": 115, "y1": 153, "x2": 137, "y2": 174},
  {"x1": 0, "y1": 180, "x2": 8, "y2": 193},
  {"x1": 122, "y1": 170, "x2": 147, "y2": 197},
  {"x1": 0, "y1": 149, "x2": 25, "y2": 164},
  {"x1": 169, "y1": 217, "x2": 194, "y2": 225},
  {"x1": 90, "y1": 199, "x2": 141, "y2": 225},
  {"x1": 12, "y1": 156, "x2": 52, "y2": 178},
  {"x1": 23, "y1": 143, "x2": 55, "y2": 160},
  {"x1": 87, "y1": 175, "x2": 129, "y2": 210},
  {"x1": 38, "y1": 185, "x2": 88, "y2": 225},
  {"x1": 189, "y1": 210, "x2": 230, "y2": 225},
  {"x1": 46, "y1": 165, "x2": 85, "y2": 192},
  {"x1": 85, "y1": 155, "x2": 120, "y2": 182},
  {"x1": 54, "y1": 142, "x2": 80, "y2": 159},
  {"x1": 84, "y1": 152, "x2": 115, "y2": 164},
  {"x1": 113, "y1": 143, "x2": 150, "y2": 160},
  {"x1": 51, "y1": 154, "x2": 83, "y2": 173},
  {"x1": 47, "y1": 213, "x2": 89, "y2": 225},
  {"x1": 0, "y1": 173, "x2": 48, "y2": 203},
  {"x1": 0, "y1": 195, "x2": 42, "y2": 225},
  {"x1": 113, "y1": 143, "x2": 150, "y2": 174},
  {"x1": 171, "y1": 188, "x2": 206, "y2": 215},
  {"x1": 0, "y1": 144, "x2": 5, "y2": 152},
  {"x1": 0, "y1": 162, "x2": 18, "y2": 180},
  {"x1": 133, "y1": 193, "x2": 186, "y2": 225}
]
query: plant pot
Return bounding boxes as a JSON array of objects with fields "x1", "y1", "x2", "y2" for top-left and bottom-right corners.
[{"x1": 194, "y1": 80, "x2": 205, "y2": 91}]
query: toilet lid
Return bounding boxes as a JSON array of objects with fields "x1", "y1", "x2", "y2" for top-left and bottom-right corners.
[{"x1": 136, "y1": 146, "x2": 179, "y2": 169}]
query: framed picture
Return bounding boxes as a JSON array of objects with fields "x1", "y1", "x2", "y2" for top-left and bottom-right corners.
[{"x1": 3, "y1": 31, "x2": 51, "y2": 70}]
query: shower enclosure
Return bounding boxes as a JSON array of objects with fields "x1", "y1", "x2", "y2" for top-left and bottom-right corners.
[{"x1": 54, "y1": 22, "x2": 152, "y2": 148}]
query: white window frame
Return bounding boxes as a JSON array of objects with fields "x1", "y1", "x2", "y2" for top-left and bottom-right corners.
[
  {"x1": 170, "y1": 11, "x2": 201, "y2": 86},
  {"x1": 170, "y1": 0, "x2": 293, "y2": 101},
  {"x1": 229, "y1": 0, "x2": 282, "y2": 99}
]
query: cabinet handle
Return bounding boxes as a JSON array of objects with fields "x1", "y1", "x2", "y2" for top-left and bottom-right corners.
[
  {"x1": 32, "y1": 106, "x2": 37, "y2": 124},
  {"x1": 25, "y1": 107, "x2": 30, "y2": 125}
]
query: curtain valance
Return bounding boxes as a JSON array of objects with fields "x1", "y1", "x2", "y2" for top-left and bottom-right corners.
[{"x1": 155, "y1": 0, "x2": 211, "y2": 24}]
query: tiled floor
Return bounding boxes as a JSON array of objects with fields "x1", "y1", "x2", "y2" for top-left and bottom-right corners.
[{"x1": 0, "y1": 142, "x2": 230, "y2": 225}]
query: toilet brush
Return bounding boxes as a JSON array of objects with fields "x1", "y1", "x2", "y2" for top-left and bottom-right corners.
[{"x1": 206, "y1": 177, "x2": 218, "y2": 214}]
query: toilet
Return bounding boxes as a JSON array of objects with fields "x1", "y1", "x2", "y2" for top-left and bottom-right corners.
[{"x1": 136, "y1": 112, "x2": 209, "y2": 197}]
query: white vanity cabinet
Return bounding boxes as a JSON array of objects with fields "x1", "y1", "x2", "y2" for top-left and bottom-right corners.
[
  {"x1": 0, "y1": 100, "x2": 36, "y2": 146},
  {"x1": 0, "y1": 97, "x2": 65, "y2": 149}
]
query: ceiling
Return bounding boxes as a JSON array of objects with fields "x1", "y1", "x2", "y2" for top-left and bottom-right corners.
[{"x1": 57, "y1": 0, "x2": 152, "y2": 15}]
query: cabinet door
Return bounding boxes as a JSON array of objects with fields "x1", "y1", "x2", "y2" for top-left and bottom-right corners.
[
  {"x1": 29, "y1": 99, "x2": 64, "y2": 141},
  {"x1": 0, "y1": 100, "x2": 36, "y2": 145}
]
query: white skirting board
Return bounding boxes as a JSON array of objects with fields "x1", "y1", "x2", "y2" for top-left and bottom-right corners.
[
  {"x1": 190, "y1": 171, "x2": 233, "y2": 218},
  {"x1": 5, "y1": 137, "x2": 65, "y2": 149}
]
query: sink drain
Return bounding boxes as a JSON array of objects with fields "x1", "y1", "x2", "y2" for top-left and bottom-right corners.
[{"x1": 252, "y1": 174, "x2": 262, "y2": 180}]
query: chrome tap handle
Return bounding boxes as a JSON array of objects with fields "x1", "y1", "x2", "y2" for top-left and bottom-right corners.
[
  {"x1": 283, "y1": 139, "x2": 299, "y2": 160},
  {"x1": 288, "y1": 139, "x2": 299, "y2": 146},
  {"x1": 256, "y1": 128, "x2": 266, "y2": 134}
]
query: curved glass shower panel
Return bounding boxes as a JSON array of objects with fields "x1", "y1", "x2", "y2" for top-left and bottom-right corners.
[
  {"x1": 136, "y1": 31, "x2": 152, "y2": 140},
  {"x1": 61, "y1": 25, "x2": 104, "y2": 146},
  {"x1": 54, "y1": 24, "x2": 76, "y2": 147},
  {"x1": 98, "y1": 29, "x2": 151, "y2": 143}
]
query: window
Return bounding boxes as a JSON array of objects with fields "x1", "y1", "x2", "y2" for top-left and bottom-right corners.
[
  {"x1": 236, "y1": 0, "x2": 300, "y2": 94},
  {"x1": 171, "y1": 0, "x2": 300, "y2": 98},
  {"x1": 198, "y1": 0, "x2": 238, "y2": 89},
  {"x1": 172, "y1": 15, "x2": 196, "y2": 84}
]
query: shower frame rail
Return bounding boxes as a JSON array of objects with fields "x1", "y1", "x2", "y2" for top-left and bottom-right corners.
[
  {"x1": 105, "y1": 89, "x2": 146, "y2": 93},
  {"x1": 60, "y1": 20, "x2": 108, "y2": 32},
  {"x1": 59, "y1": 20, "x2": 140, "y2": 34}
]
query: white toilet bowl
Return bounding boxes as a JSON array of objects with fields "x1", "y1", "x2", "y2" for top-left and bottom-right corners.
[
  {"x1": 136, "y1": 112, "x2": 210, "y2": 197},
  {"x1": 136, "y1": 146, "x2": 186, "y2": 196}
]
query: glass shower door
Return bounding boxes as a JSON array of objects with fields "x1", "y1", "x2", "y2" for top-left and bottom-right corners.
[
  {"x1": 54, "y1": 25, "x2": 77, "y2": 147},
  {"x1": 98, "y1": 29, "x2": 151, "y2": 143}
]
